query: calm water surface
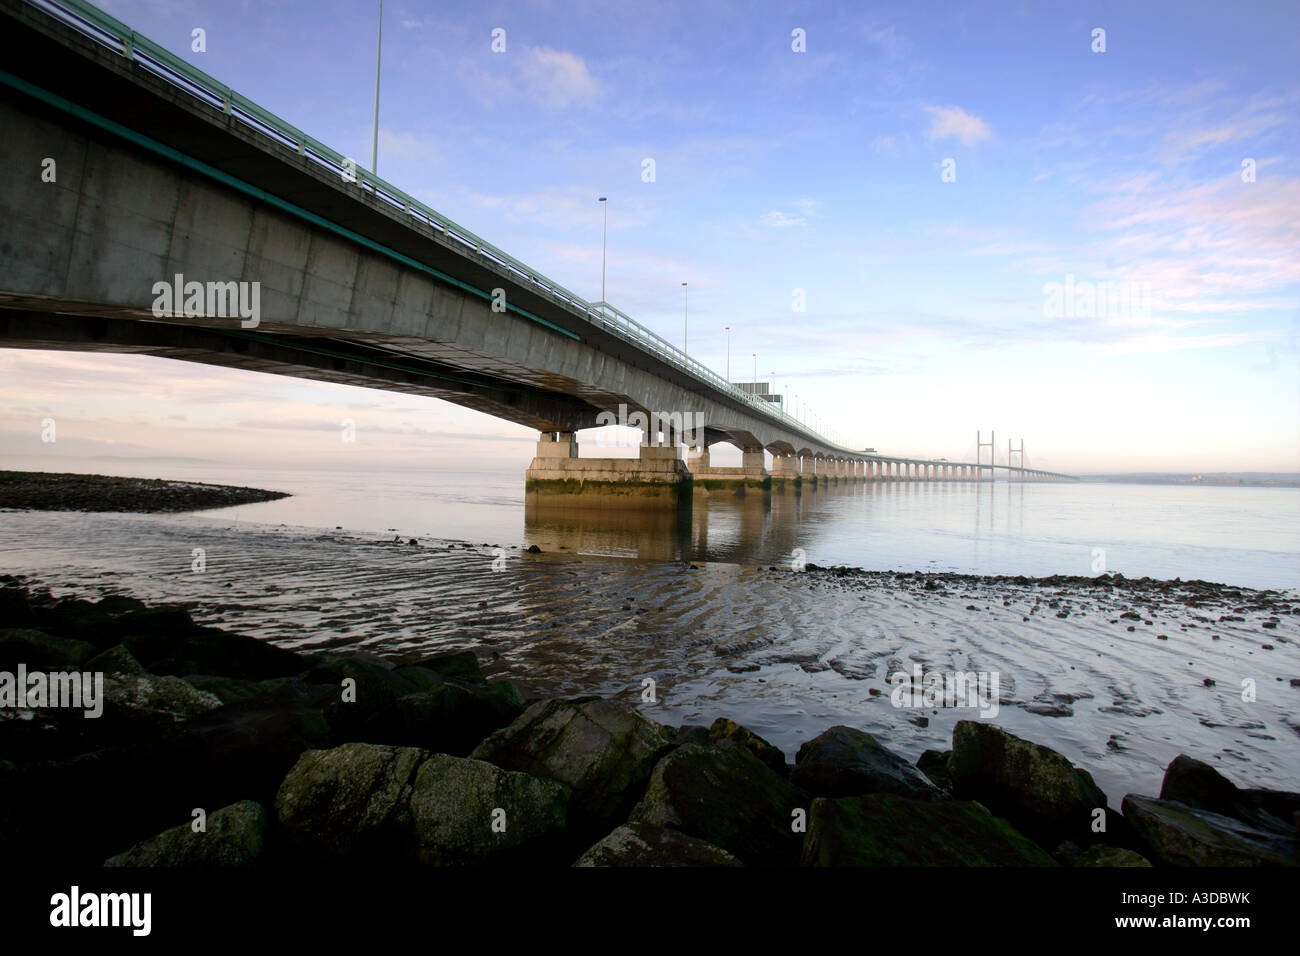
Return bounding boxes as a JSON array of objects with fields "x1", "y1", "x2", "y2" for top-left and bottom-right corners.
[{"x1": 5, "y1": 457, "x2": 1294, "y2": 589}]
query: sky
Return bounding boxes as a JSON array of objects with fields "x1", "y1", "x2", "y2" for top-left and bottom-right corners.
[{"x1": 3, "y1": 0, "x2": 1298, "y2": 474}]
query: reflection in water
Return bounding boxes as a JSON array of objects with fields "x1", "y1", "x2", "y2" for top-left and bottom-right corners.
[{"x1": 527, "y1": 480, "x2": 879, "y2": 566}]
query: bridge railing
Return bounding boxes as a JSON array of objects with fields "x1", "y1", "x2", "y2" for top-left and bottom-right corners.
[{"x1": 31, "y1": 0, "x2": 849, "y2": 452}]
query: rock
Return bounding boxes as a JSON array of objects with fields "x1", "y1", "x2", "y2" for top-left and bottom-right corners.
[
  {"x1": 405, "y1": 650, "x2": 484, "y2": 683},
  {"x1": 917, "y1": 749, "x2": 954, "y2": 792},
  {"x1": 409, "y1": 754, "x2": 567, "y2": 865},
  {"x1": 275, "y1": 743, "x2": 427, "y2": 861},
  {"x1": 121, "y1": 618, "x2": 306, "y2": 680},
  {"x1": 1160, "y1": 754, "x2": 1300, "y2": 835},
  {"x1": 86, "y1": 644, "x2": 146, "y2": 676},
  {"x1": 470, "y1": 697, "x2": 674, "y2": 832},
  {"x1": 947, "y1": 720, "x2": 1108, "y2": 845},
  {"x1": 673, "y1": 724, "x2": 710, "y2": 747},
  {"x1": 307, "y1": 654, "x2": 425, "y2": 742},
  {"x1": 1074, "y1": 845, "x2": 1152, "y2": 867},
  {"x1": 708, "y1": 718, "x2": 788, "y2": 777},
  {"x1": 104, "y1": 801, "x2": 267, "y2": 867},
  {"x1": 574, "y1": 824, "x2": 743, "y2": 867},
  {"x1": 0, "y1": 628, "x2": 98, "y2": 669},
  {"x1": 394, "y1": 680, "x2": 525, "y2": 756},
  {"x1": 629, "y1": 741, "x2": 809, "y2": 866},
  {"x1": 183, "y1": 696, "x2": 334, "y2": 809},
  {"x1": 103, "y1": 674, "x2": 224, "y2": 722},
  {"x1": 184, "y1": 675, "x2": 324, "y2": 708},
  {"x1": 792, "y1": 725, "x2": 944, "y2": 800},
  {"x1": 0, "y1": 587, "x2": 37, "y2": 629},
  {"x1": 1122, "y1": 795, "x2": 1299, "y2": 867},
  {"x1": 801, "y1": 793, "x2": 1056, "y2": 866}
]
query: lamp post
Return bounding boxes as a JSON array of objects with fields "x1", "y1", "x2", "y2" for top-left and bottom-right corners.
[
  {"x1": 598, "y1": 197, "x2": 607, "y2": 319},
  {"x1": 752, "y1": 353, "x2": 757, "y2": 387},
  {"x1": 724, "y1": 326, "x2": 730, "y2": 380},
  {"x1": 682, "y1": 282, "x2": 688, "y2": 353},
  {"x1": 371, "y1": 0, "x2": 383, "y2": 174}
]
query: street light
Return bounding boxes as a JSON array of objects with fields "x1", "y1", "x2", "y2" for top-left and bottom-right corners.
[
  {"x1": 682, "y1": 282, "x2": 688, "y2": 353},
  {"x1": 598, "y1": 197, "x2": 607, "y2": 319},
  {"x1": 724, "y1": 326, "x2": 731, "y2": 380},
  {"x1": 371, "y1": 0, "x2": 383, "y2": 174}
]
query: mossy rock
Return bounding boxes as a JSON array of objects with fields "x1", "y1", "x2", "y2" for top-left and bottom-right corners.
[
  {"x1": 792, "y1": 725, "x2": 944, "y2": 800},
  {"x1": 471, "y1": 697, "x2": 675, "y2": 835},
  {"x1": 575, "y1": 823, "x2": 743, "y2": 867},
  {"x1": 122, "y1": 622, "x2": 306, "y2": 680},
  {"x1": 629, "y1": 741, "x2": 809, "y2": 866},
  {"x1": 708, "y1": 718, "x2": 788, "y2": 777},
  {"x1": 410, "y1": 754, "x2": 568, "y2": 865},
  {"x1": 948, "y1": 720, "x2": 1108, "y2": 845},
  {"x1": 0, "y1": 628, "x2": 98, "y2": 669},
  {"x1": 1121, "y1": 795, "x2": 1299, "y2": 867},
  {"x1": 275, "y1": 743, "x2": 428, "y2": 861},
  {"x1": 104, "y1": 800, "x2": 267, "y2": 867},
  {"x1": 801, "y1": 793, "x2": 1057, "y2": 866}
]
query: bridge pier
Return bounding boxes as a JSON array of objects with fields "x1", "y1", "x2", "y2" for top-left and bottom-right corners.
[
  {"x1": 526, "y1": 430, "x2": 692, "y2": 508},
  {"x1": 687, "y1": 444, "x2": 771, "y2": 494}
]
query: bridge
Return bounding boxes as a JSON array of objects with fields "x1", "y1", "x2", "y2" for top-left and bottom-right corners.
[{"x1": 0, "y1": 0, "x2": 1077, "y2": 507}]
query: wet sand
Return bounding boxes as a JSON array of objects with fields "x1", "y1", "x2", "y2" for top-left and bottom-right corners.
[{"x1": 2, "y1": 507, "x2": 1297, "y2": 809}]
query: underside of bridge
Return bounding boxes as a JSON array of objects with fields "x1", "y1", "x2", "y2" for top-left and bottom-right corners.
[{"x1": 0, "y1": 0, "x2": 1075, "y2": 508}]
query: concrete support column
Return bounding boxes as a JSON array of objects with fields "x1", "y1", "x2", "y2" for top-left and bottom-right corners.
[
  {"x1": 534, "y1": 430, "x2": 578, "y2": 459},
  {"x1": 741, "y1": 448, "x2": 767, "y2": 476},
  {"x1": 772, "y1": 454, "x2": 798, "y2": 479},
  {"x1": 686, "y1": 445, "x2": 710, "y2": 472}
]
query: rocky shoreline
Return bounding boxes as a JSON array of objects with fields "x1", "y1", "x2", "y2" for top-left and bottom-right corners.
[
  {"x1": 2, "y1": 578, "x2": 1297, "y2": 867},
  {"x1": 0, "y1": 471, "x2": 290, "y2": 512}
]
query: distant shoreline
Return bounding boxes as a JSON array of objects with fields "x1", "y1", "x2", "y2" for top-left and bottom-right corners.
[
  {"x1": 0, "y1": 471, "x2": 290, "y2": 513},
  {"x1": 1079, "y1": 474, "x2": 1300, "y2": 488}
]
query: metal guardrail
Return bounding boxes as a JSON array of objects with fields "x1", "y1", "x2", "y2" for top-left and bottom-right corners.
[{"x1": 28, "y1": 0, "x2": 851, "y2": 451}]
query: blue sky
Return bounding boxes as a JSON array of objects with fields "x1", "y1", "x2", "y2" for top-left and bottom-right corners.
[{"x1": 3, "y1": 0, "x2": 1298, "y2": 473}]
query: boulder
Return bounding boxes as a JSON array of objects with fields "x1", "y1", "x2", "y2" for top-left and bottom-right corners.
[
  {"x1": 86, "y1": 644, "x2": 146, "y2": 676},
  {"x1": 629, "y1": 741, "x2": 809, "y2": 866},
  {"x1": 120, "y1": 618, "x2": 305, "y2": 680},
  {"x1": 1121, "y1": 795, "x2": 1299, "y2": 867},
  {"x1": 792, "y1": 725, "x2": 944, "y2": 800},
  {"x1": 0, "y1": 628, "x2": 98, "y2": 669},
  {"x1": 394, "y1": 680, "x2": 525, "y2": 755},
  {"x1": 470, "y1": 697, "x2": 674, "y2": 832},
  {"x1": 800, "y1": 793, "x2": 1056, "y2": 866},
  {"x1": 708, "y1": 718, "x2": 788, "y2": 777},
  {"x1": 947, "y1": 720, "x2": 1108, "y2": 845},
  {"x1": 103, "y1": 674, "x2": 224, "y2": 722},
  {"x1": 409, "y1": 754, "x2": 567, "y2": 865},
  {"x1": 917, "y1": 749, "x2": 954, "y2": 792},
  {"x1": 574, "y1": 824, "x2": 743, "y2": 867},
  {"x1": 104, "y1": 800, "x2": 267, "y2": 867},
  {"x1": 1160, "y1": 754, "x2": 1300, "y2": 835},
  {"x1": 1074, "y1": 845, "x2": 1152, "y2": 867},
  {"x1": 275, "y1": 743, "x2": 426, "y2": 861},
  {"x1": 673, "y1": 724, "x2": 710, "y2": 747},
  {"x1": 406, "y1": 650, "x2": 485, "y2": 683}
]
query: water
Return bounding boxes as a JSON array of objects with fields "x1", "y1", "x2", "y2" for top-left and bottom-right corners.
[
  {"x1": 3, "y1": 456, "x2": 1298, "y2": 805},
  {"x1": 4, "y1": 456, "x2": 1297, "y2": 589}
]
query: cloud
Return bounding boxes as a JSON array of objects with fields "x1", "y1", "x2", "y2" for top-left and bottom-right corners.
[
  {"x1": 521, "y1": 47, "x2": 600, "y2": 109},
  {"x1": 760, "y1": 211, "x2": 806, "y2": 229},
  {"x1": 923, "y1": 105, "x2": 992, "y2": 145}
]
